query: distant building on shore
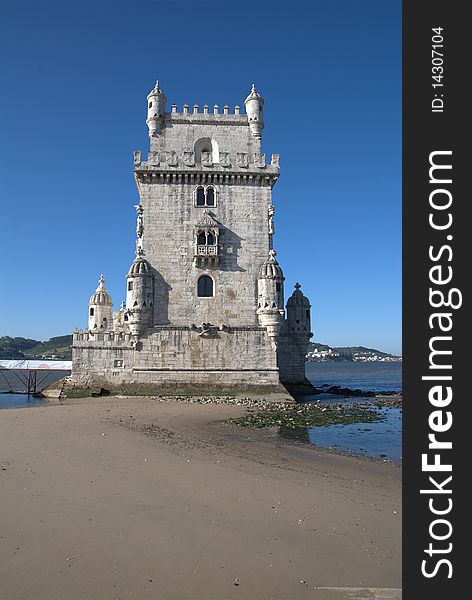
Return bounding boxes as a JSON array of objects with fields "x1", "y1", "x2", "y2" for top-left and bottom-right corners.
[{"x1": 71, "y1": 82, "x2": 312, "y2": 395}]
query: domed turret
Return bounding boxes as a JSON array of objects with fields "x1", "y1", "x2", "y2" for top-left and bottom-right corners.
[
  {"x1": 125, "y1": 249, "x2": 154, "y2": 335},
  {"x1": 244, "y1": 84, "x2": 264, "y2": 143},
  {"x1": 146, "y1": 80, "x2": 166, "y2": 137},
  {"x1": 88, "y1": 274, "x2": 113, "y2": 332},
  {"x1": 257, "y1": 250, "x2": 285, "y2": 338},
  {"x1": 286, "y1": 283, "x2": 312, "y2": 337}
]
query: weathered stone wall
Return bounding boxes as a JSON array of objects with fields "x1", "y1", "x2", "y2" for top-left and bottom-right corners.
[
  {"x1": 72, "y1": 327, "x2": 281, "y2": 393},
  {"x1": 134, "y1": 114, "x2": 278, "y2": 328},
  {"x1": 277, "y1": 334, "x2": 312, "y2": 384},
  {"x1": 138, "y1": 178, "x2": 273, "y2": 326}
]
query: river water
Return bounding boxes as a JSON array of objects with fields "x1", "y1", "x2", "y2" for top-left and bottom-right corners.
[{"x1": 301, "y1": 362, "x2": 402, "y2": 463}]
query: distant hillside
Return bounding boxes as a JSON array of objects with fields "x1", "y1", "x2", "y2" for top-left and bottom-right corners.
[
  {"x1": 307, "y1": 342, "x2": 401, "y2": 362},
  {"x1": 0, "y1": 335, "x2": 73, "y2": 360},
  {"x1": 0, "y1": 336, "x2": 39, "y2": 359}
]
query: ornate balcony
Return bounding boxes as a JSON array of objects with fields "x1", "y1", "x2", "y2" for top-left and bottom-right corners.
[{"x1": 194, "y1": 244, "x2": 219, "y2": 268}]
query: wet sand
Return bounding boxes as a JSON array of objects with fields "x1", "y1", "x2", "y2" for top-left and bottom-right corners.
[{"x1": 0, "y1": 397, "x2": 401, "y2": 600}]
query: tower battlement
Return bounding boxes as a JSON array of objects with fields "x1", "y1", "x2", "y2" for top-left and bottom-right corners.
[{"x1": 168, "y1": 104, "x2": 244, "y2": 117}]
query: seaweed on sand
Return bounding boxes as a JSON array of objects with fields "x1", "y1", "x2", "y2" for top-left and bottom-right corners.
[{"x1": 232, "y1": 403, "x2": 386, "y2": 429}]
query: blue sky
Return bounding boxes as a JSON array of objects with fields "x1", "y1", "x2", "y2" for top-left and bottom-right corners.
[{"x1": 0, "y1": 0, "x2": 401, "y2": 354}]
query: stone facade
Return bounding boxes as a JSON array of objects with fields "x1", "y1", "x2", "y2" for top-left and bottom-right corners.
[{"x1": 71, "y1": 82, "x2": 312, "y2": 395}]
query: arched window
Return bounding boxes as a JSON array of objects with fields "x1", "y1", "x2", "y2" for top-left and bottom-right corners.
[
  {"x1": 197, "y1": 275, "x2": 214, "y2": 297},
  {"x1": 197, "y1": 232, "x2": 206, "y2": 245},
  {"x1": 194, "y1": 185, "x2": 217, "y2": 207},
  {"x1": 194, "y1": 137, "x2": 219, "y2": 164},
  {"x1": 207, "y1": 232, "x2": 215, "y2": 245},
  {"x1": 196, "y1": 186, "x2": 205, "y2": 206}
]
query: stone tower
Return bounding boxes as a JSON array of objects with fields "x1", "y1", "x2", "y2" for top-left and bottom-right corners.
[{"x1": 72, "y1": 82, "x2": 313, "y2": 396}]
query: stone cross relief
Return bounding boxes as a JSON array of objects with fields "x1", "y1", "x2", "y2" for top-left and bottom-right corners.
[
  {"x1": 183, "y1": 151, "x2": 195, "y2": 167},
  {"x1": 201, "y1": 151, "x2": 213, "y2": 167},
  {"x1": 219, "y1": 151, "x2": 231, "y2": 167},
  {"x1": 236, "y1": 153, "x2": 248, "y2": 168},
  {"x1": 166, "y1": 151, "x2": 178, "y2": 167},
  {"x1": 254, "y1": 152, "x2": 266, "y2": 168},
  {"x1": 148, "y1": 150, "x2": 159, "y2": 165}
]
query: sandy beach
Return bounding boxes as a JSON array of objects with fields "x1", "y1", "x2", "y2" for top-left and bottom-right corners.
[{"x1": 0, "y1": 397, "x2": 401, "y2": 600}]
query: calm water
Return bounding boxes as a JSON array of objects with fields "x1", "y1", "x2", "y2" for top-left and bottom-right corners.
[
  {"x1": 305, "y1": 361, "x2": 402, "y2": 393},
  {"x1": 302, "y1": 362, "x2": 402, "y2": 464},
  {"x1": 0, "y1": 393, "x2": 46, "y2": 409},
  {"x1": 0, "y1": 370, "x2": 67, "y2": 409}
]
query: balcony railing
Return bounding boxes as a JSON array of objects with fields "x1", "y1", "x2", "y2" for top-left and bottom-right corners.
[
  {"x1": 194, "y1": 244, "x2": 219, "y2": 267},
  {"x1": 195, "y1": 244, "x2": 218, "y2": 256}
]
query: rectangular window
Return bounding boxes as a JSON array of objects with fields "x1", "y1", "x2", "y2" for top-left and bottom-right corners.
[
  {"x1": 128, "y1": 281, "x2": 133, "y2": 291},
  {"x1": 114, "y1": 359, "x2": 123, "y2": 368}
]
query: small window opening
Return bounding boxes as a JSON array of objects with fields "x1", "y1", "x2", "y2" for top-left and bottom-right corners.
[
  {"x1": 206, "y1": 187, "x2": 215, "y2": 206},
  {"x1": 128, "y1": 281, "x2": 133, "y2": 291},
  {"x1": 114, "y1": 359, "x2": 123, "y2": 368},
  {"x1": 196, "y1": 187, "x2": 205, "y2": 206},
  {"x1": 197, "y1": 275, "x2": 214, "y2": 297},
  {"x1": 197, "y1": 232, "x2": 206, "y2": 245},
  {"x1": 89, "y1": 308, "x2": 94, "y2": 316},
  {"x1": 207, "y1": 232, "x2": 215, "y2": 245},
  {"x1": 148, "y1": 102, "x2": 152, "y2": 108},
  {"x1": 306, "y1": 310, "x2": 310, "y2": 318},
  {"x1": 276, "y1": 283, "x2": 281, "y2": 292}
]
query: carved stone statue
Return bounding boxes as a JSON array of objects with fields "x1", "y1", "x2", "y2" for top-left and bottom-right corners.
[
  {"x1": 135, "y1": 204, "x2": 144, "y2": 238},
  {"x1": 268, "y1": 205, "x2": 275, "y2": 235}
]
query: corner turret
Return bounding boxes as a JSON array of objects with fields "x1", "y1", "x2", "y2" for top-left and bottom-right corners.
[
  {"x1": 244, "y1": 84, "x2": 264, "y2": 144},
  {"x1": 286, "y1": 283, "x2": 312, "y2": 339},
  {"x1": 257, "y1": 250, "x2": 285, "y2": 338},
  {"x1": 146, "y1": 80, "x2": 166, "y2": 137},
  {"x1": 88, "y1": 274, "x2": 113, "y2": 332},
  {"x1": 125, "y1": 248, "x2": 154, "y2": 335}
]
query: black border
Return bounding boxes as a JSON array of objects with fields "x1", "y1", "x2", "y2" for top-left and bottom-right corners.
[{"x1": 403, "y1": 1, "x2": 468, "y2": 597}]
